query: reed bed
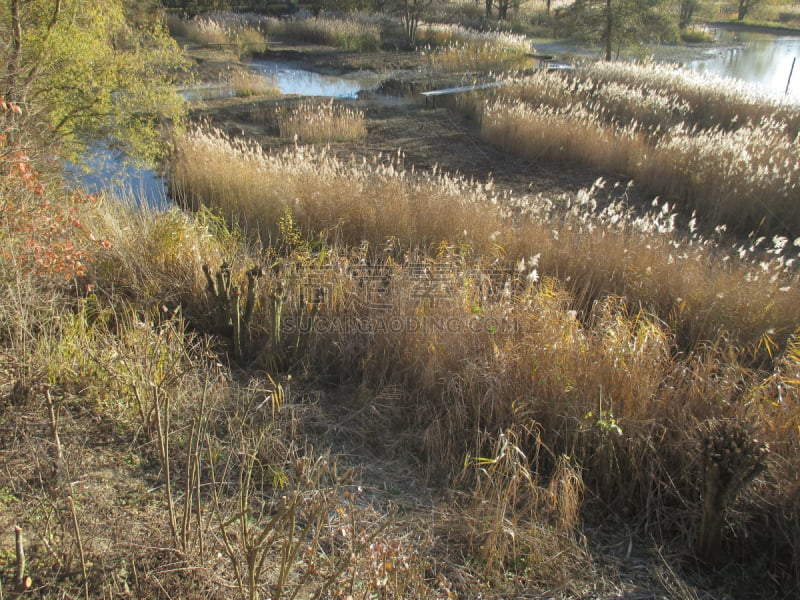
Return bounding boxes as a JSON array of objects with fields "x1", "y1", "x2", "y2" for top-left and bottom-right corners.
[
  {"x1": 580, "y1": 61, "x2": 800, "y2": 133},
  {"x1": 426, "y1": 41, "x2": 533, "y2": 73},
  {"x1": 496, "y1": 70, "x2": 693, "y2": 132},
  {"x1": 480, "y1": 97, "x2": 800, "y2": 237},
  {"x1": 262, "y1": 13, "x2": 382, "y2": 51},
  {"x1": 167, "y1": 13, "x2": 269, "y2": 57},
  {"x1": 170, "y1": 126, "x2": 800, "y2": 357},
  {"x1": 276, "y1": 100, "x2": 366, "y2": 142},
  {"x1": 225, "y1": 68, "x2": 281, "y2": 97},
  {"x1": 169, "y1": 126, "x2": 507, "y2": 251},
  {"x1": 418, "y1": 22, "x2": 530, "y2": 50},
  {"x1": 481, "y1": 100, "x2": 648, "y2": 173},
  {"x1": 470, "y1": 62, "x2": 800, "y2": 238}
]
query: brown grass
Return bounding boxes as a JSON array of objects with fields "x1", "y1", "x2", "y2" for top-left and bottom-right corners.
[
  {"x1": 467, "y1": 65, "x2": 800, "y2": 238},
  {"x1": 4, "y1": 25, "x2": 800, "y2": 599},
  {"x1": 276, "y1": 100, "x2": 367, "y2": 143}
]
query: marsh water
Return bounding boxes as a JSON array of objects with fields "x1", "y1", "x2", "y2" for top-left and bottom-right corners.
[
  {"x1": 79, "y1": 31, "x2": 800, "y2": 206},
  {"x1": 66, "y1": 146, "x2": 171, "y2": 209},
  {"x1": 248, "y1": 61, "x2": 379, "y2": 98},
  {"x1": 689, "y1": 28, "x2": 800, "y2": 98},
  {"x1": 72, "y1": 64, "x2": 379, "y2": 206}
]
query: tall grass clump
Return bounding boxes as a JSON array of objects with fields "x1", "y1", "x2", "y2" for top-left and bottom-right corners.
[
  {"x1": 641, "y1": 117, "x2": 800, "y2": 235},
  {"x1": 226, "y1": 68, "x2": 281, "y2": 97},
  {"x1": 276, "y1": 100, "x2": 366, "y2": 143},
  {"x1": 167, "y1": 12, "x2": 269, "y2": 57},
  {"x1": 418, "y1": 22, "x2": 530, "y2": 50},
  {"x1": 263, "y1": 14, "x2": 381, "y2": 51},
  {"x1": 426, "y1": 42, "x2": 532, "y2": 73},
  {"x1": 581, "y1": 61, "x2": 800, "y2": 133},
  {"x1": 169, "y1": 125, "x2": 508, "y2": 250},
  {"x1": 480, "y1": 99, "x2": 648, "y2": 174},
  {"x1": 469, "y1": 64, "x2": 800, "y2": 238},
  {"x1": 170, "y1": 126, "x2": 800, "y2": 359},
  {"x1": 493, "y1": 70, "x2": 692, "y2": 131},
  {"x1": 680, "y1": 25, "x2": 715, "y2": 43}
]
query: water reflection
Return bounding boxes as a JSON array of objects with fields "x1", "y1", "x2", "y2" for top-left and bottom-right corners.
[
  {"x1": 689, "y1": 30, "x2": 800, "y2": 98},
  {"x1": 66, "y1": 146, "x2": 170, "y2": 209},
  {"x1": 71, "y1": 64, "x2": 378, "y2": 206},
  {"x1": 248, "y1": 61, "x2": 377, "y2": 98},
  {"x1": 178, "y1": 83, "x2": 239, "y2": 102}
]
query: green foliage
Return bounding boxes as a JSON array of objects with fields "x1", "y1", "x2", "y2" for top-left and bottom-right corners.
[
  {"x1": 0, "y1": 0, "x2": 189, "y2": 162},
  {"x1": 680, "y1": 25, "x2": 714, "y2": 43},
  {"x1": 555, "y1": 0, "x2": 675, "y2": 60}
]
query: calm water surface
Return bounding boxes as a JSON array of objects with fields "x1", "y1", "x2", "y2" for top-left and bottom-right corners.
[
  {"x1": 248, "y1": 61, "x2": 378, "y2": 98},
  {"x1": 77, "y1": 64, "x2": 378, "y2": 206},
  {"x1": 689, "y1": 29, "x2": 800, "y2": 98}
]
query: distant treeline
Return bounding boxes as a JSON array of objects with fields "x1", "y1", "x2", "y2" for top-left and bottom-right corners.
[{"x1": 160, "y1": 0, "x2": 324, "y2": 16}]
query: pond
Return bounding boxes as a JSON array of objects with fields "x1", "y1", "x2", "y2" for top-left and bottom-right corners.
[
  {"x1": 247, "y1": 60, "x2": 380, "y2": 98},
  {"x1": 77, "y1": 63, "x2": 380, "y2": 207},
  {"x1": 66, "y1": 146, "x2": 171, "y2": 210},
  {"x1": 689, "y1": 28, "x2": 800, "y2": 98}
]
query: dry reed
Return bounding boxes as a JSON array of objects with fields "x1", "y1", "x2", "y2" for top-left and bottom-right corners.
[{"x1": 276, "y1": 100, "x2": 366, "y2": 142}]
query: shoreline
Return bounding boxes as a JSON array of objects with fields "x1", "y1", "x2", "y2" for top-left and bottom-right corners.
[{"x1": 708, "y1": 19, "x2": 800, "y2": 37}]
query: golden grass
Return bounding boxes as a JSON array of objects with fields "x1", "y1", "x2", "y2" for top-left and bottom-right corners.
[
  {"x1": 167, "y1": 13, "x2": 269, "y2": 57},
  {"x1": 224, "y1": 68, "x2": 281, "y2": 97},
  {"x1": 170, "y1": 125, "x2": 800, "y2": 359},
  {"x1": 262, "y1": 13, "x2": 381, "y2": 51},
  {"x1": 418, "y1": 22, "x2": 530, "y2": 50},
  {"x1": 468, "y1": 63, "x2": 800, "y2": 238},
  {"x1": 5, "y1": 150, "x2": 800, "y2": 598},
  {"x1": 426, "y1": 42, "x2": 533, "y2": 73},
  {"x1": 580, "y1": 60, "x2": 800, "y2": 134},
  {"x1": 169, "y1": 125, "x2": 507, "y2": 251},
  {"x1": 5, "y1": 39, "x2": 800, "y2": 598},
  {"x1": 276, "y1": 100, "x2": 367, "y2": 142}
]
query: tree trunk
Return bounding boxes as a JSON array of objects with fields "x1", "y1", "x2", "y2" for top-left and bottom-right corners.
[
  {"x1": 738, "y1": 0, "x2": 748, "y2": 21},
  {"x1": 604, "y1": 0, "x2": 613, "y2": 61},
  {"x1": 7, "y1": 0, "x2": 23, "y2": 102},
  {"x1": 497, "y1": 0, "x2": 509, "y2": 20}
]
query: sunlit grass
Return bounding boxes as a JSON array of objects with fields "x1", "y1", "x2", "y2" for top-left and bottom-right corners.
[
  {"x1": 418, "y1": 22, "x2": 530, "y2": 50},
  {"x1": 167, "y1": 13, "x2": 269, "y2": 57},
  {"x1": 226, "y1": 68, "x2": 281, "y2": 97},
  {"x1": 170, "y1": 125, "x2": 800, "y2": 357},
  {"x1": 465, "y1": 62, "x2": 800, "y2": 238},
  {"x1": 276, "y1": 100, "x2": 366, "y2": 142},
  {"x1": 262, "y1": 13, "x2": 381, "y2": 51},
  {"x1": 426, "y1": 41, "x2": 533, "y2": 73}
]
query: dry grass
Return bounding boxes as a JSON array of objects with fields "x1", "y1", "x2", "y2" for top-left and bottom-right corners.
[
  {"x1": 466, "y1": 62, "x2": 800, "y2": 238},
  {"x1": 426, "y1": 42, "x2": 533, "y2": 74},
  {"x1": 5, "y1": 150, "x2": 800, "y2": 598},
  {"x1": 169, "y1": 125, "x2": 507, "y2": 251},
  {"x1": 580, "y1": 60, "x2": 800, "y2": 133},
  {"x1": 167, "y1": 13, "x2": 269, "y2": 57},
  {"x1": 262, "y1": 13, "x2": 382, "y2": 51},
  {"x1": 226, "y1": 68, "x2": 281, "y2": 97},
  {"x1": 5, "y1": 20, "x2": 800, "y2": 599},
  {"x1": 169, "y1": 125, "x2": 800, "y2": 357},
  {"x1": 418, "y1": 23, "x2": 530, "y2": 50},
  {"x1": 276, "y1": 100, "x2": 366, "y2": 142}
]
